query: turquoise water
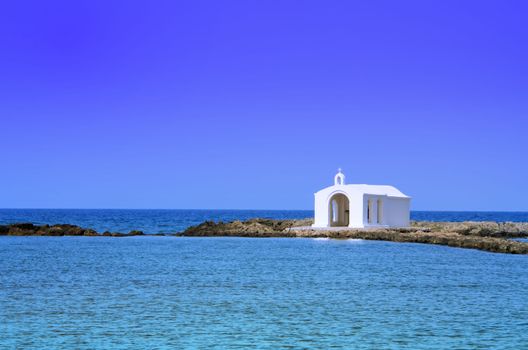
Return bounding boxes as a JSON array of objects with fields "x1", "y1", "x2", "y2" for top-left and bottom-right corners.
[
  {"x1": 1, "y1": 210, "x2": 528, "y2": 349},
  {"x1": 1, "y1": 236, "x2": 527, "y2": 349},
  {"x1": 1, "y1": 209, "x2": 528, "y2": 233}
]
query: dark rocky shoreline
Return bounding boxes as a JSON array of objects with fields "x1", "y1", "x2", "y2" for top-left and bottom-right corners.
[
  {"x1": 2, "y1": 219, "x2": 528, "y2": 254},
  {"x1": 0, "y1": 223, "x2": 148, "y2": 237},
  {"x1": 180, "y1": 218, "x2": 528, "y2": 254}
]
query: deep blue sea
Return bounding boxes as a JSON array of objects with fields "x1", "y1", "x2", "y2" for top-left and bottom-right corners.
[
  {"x1": 1, "y1": 209, "x2": 528, "y2": 234},
  {"x1": 1, "y1": 210, "x2": 527, "y2": 349}
]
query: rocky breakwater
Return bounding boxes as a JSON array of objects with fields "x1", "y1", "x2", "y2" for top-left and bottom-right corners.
[
  {"x1": 180, "y1": 218, "x2": 314, "y2": 237},
  {"x1": 180, "y1": 219, "x2": 528, "y2": 254},
  {"x1": 0, "y1": 223, "x2": 146, "y2": 237}
]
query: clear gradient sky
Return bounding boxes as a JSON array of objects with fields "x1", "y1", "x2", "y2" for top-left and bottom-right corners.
[{"x1": 0, "y1": 1, "x2": 527, "y2": 210}]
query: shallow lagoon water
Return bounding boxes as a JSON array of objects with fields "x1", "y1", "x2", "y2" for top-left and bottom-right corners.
[{"x1": 1, "y1": 236, "x2": 527, "y2": 349}]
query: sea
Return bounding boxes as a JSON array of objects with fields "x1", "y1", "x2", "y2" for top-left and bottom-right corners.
[
  {"x1": 1, "y1": 209, "x2": 528, "y2": 234},
  {"x1": 1, "y1": 209, "x2": 527, "y2": 349}
]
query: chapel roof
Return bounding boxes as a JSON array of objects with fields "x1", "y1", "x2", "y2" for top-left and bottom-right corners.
[
  {"x1": 315, "y1": 184, "x2": 410, "y2": 198},
  {"x1": 315, "y1": 170, "x2": 410, "y2": 198}
]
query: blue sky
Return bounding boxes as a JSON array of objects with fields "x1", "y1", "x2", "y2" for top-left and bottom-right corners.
[{"x1": 0, "y1": 0, "x2": 527, "y2": 210}]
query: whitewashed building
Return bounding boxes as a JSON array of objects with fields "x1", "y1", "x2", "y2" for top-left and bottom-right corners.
[{"x1": 312, "y1": 170, "x2": 411, "y2": 228}]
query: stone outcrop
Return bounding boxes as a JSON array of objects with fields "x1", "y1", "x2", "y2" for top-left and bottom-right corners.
[
  {"x1": 181, "y1": 218, "x2": 313, "y2": 237},
  {"x1": 0, "y1": 223, "x2": 144, "y2": 237},
  {"x1": 2, "y1": 219, "x2": 528, "y2": 254},
  {"x1": 180, "y1": 219, "x2": 528, "y2": 254},
  {"x1": 411, "y1": 221, "x2": 528, "y2": 238}
]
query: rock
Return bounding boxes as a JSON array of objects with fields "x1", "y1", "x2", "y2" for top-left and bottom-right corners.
[
  {"x1": 7, "y1": 223, "x2": 38, "y2": 235},
  {"x1": 83, "y1": 229, "x2": 99, "y2": 236},
  {"x1": 11, "y1": 223, "x2": 36, "y2": 230},
  {"x1": 45, "y1": 224, "x2": 86, "y2": 236},
  {"x1": 410, "y1": 221, "x2": 528, "y2": 238},
  {"x1": 0, "y1": 225, "x2": 9, "y2": 235},
  {"x1": 180, "y1": 218, "x2": 528, "y2": 254},
  {"x1": 181, "y1": 218, "x2": 312, "y2": 237},
  {"x1": 2, "y1": 219, "x2": 528, "y2": 255}
]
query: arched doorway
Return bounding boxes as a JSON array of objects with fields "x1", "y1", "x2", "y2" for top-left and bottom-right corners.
[{"x1": 328, "y1": 193, "x2": 349, "y2": 227}]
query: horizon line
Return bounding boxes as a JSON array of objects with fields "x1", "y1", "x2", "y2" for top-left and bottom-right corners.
[{"x1": 1, "y1": 208, "x2": 528, "y2": 213}]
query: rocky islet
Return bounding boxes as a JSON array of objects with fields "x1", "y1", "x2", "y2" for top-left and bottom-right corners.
[{"x1": 2, "y1": 219, "x2": 528, "y2": 254}]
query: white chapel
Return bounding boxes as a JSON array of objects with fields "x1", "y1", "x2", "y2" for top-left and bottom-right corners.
[{"x1": 312, "y1": 169, "x2": 411, "y2": 228}]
